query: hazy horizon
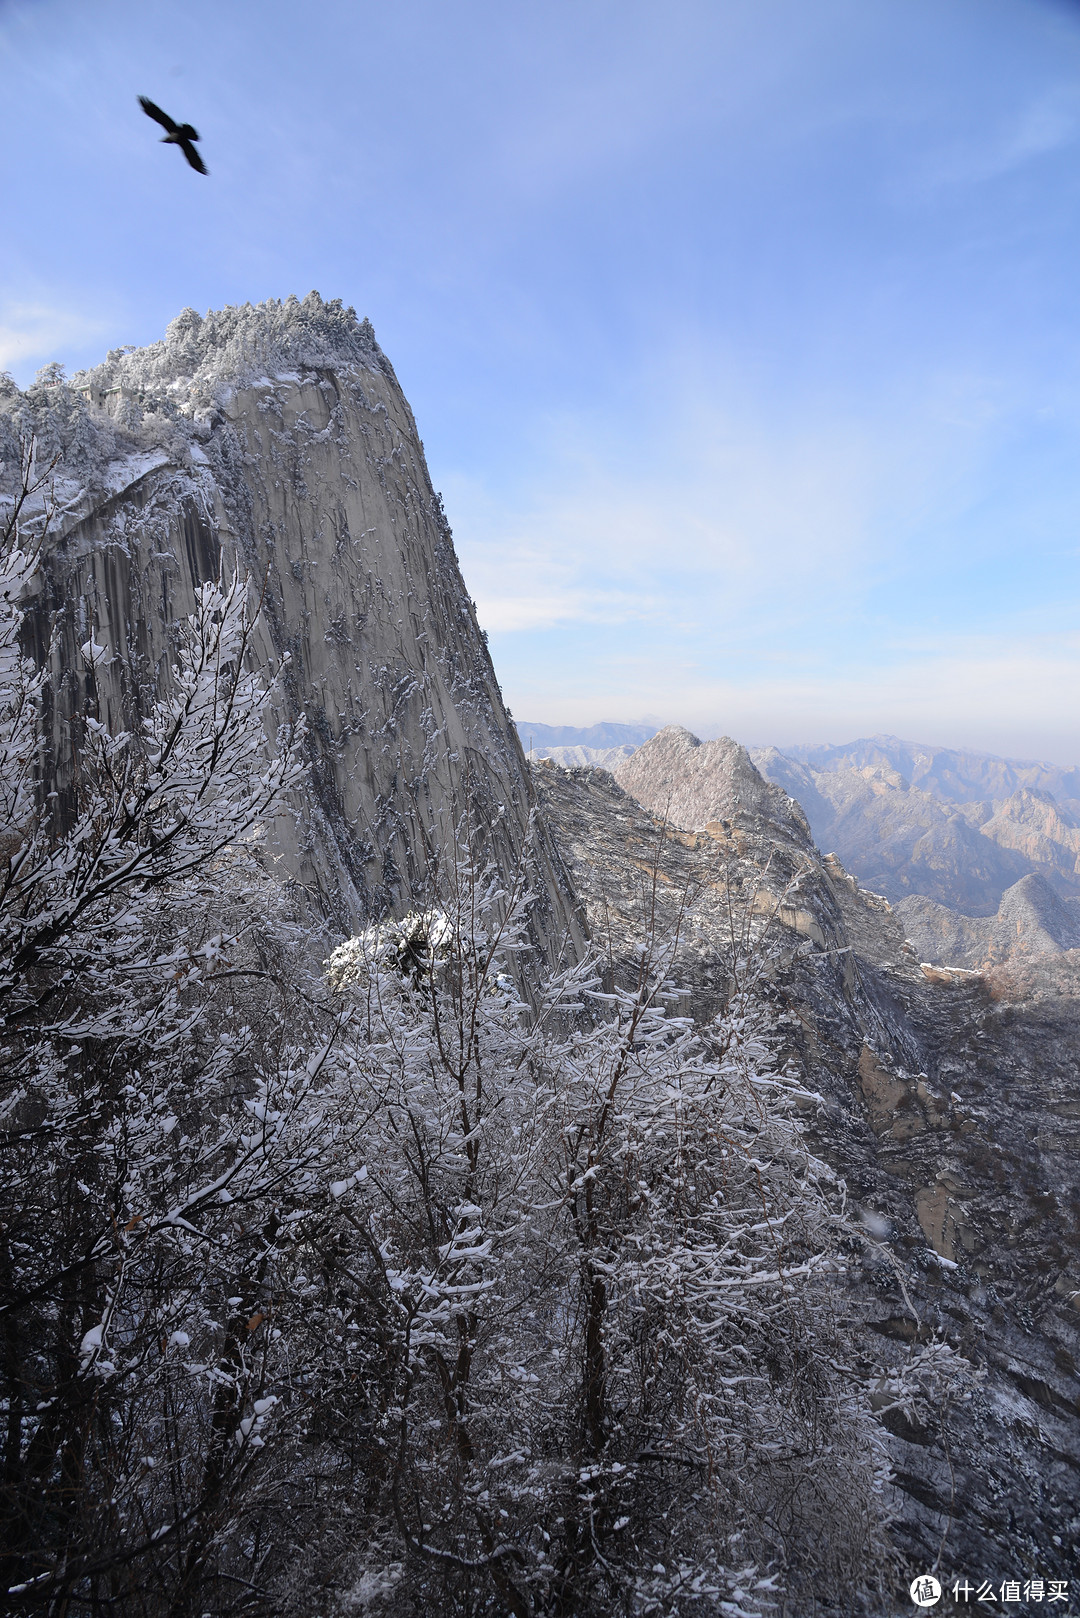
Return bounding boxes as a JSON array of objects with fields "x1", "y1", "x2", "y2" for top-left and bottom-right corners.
[{"x1": 513, "y1": 716, "x2": 1080, "y2": 771}]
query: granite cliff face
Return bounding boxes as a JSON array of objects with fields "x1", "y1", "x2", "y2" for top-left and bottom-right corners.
[
  {"x1": 615, "y1": 724, "x2": 815, "y2": 847},
  {"x1": 555, "y1": 732, "x2": 1080, "y2": 1582},
  {"x1": 4, "y1": 297, "x2": 582, "y2": 955}
]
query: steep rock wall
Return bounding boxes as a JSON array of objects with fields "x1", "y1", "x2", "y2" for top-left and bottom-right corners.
[{"x1": 8, "y1": 296, "x2": 584, "y2": 958}]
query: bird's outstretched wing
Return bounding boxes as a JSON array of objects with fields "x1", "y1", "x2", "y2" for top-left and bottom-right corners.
[
  {"x1": 138, "y1": 95, "x2": 178, "y2": 134},
  {"x1": 179, "y1": 140, "x2": 209, "y2": 176}
]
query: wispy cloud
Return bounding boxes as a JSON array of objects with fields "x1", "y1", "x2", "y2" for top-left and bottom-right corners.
[
  {"x1": 459, "y1": 355, "x2": 1080, "y2": 765},
  {"x1": 500, "y1": 628, "x2": 1080, "y2": 765},
  {"x1": 0, "y1": 301, "x2": 110, "y2": 377},
  {"x1": 473, "y1": 587, "x2": 645, "y2": 633},
  {"x1": 450, "y1": 362, "x2": 1004, "y2": 647},
  {"x1": 917, "y1": 82, "x2": 1080, "y2": 190}
]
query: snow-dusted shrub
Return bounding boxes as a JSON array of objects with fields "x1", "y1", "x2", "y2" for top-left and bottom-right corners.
[
  {"x1": 294, "y1": 854, "x2": 893, "y2": 1618},
  {"x1": 0, "y1": 432, "x2": 50, "y2": 856},
  {"x1": 71, "y1": 292, "x2": 388, "y2": 422},
  {"x1": 326, "y1": 908, "x2": 456, "y2": 989},
  {"x1": 1, "y1": 292, "x2": 380, "y2": 514},
  {"x1": 0, "y1": 365, "x2": 138, "y2": 493}
]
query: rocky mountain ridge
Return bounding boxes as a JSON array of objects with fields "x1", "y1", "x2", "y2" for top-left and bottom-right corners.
[
  {"x1": 614, "y1": 724, "x2": 815, "y2": 847},
  {"x1": 898, "y1": 874, "x2": 1080, "y2": 970},
  {"x1": 523, "y1": 721, "x2": 1080, "y2": 930},
  {"x1": 543, "y1": 730, "x2": 1080, "y2": 1584}
]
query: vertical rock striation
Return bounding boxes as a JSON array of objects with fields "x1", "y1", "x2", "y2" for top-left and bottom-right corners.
[{"x1": 7, "y1": 295, "x2": 583, "y2": 957}]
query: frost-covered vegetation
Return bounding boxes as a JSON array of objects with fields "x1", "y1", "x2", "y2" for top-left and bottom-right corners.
[
  {"x1": 0, "y1": 294, "x2": 384, "y2": 501},
  {"x1": 76, "y1": 293, "x2": 387, "y2": 419},
  {"x1": 0, "y1": 402, "x2": 959, "y2": 1616}
]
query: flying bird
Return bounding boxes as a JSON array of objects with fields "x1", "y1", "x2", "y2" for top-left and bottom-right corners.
[{"x1": 138, "y1": 96, "x2": 208, "y2": 174}]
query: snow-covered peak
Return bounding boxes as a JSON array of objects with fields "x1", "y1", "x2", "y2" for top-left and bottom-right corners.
[
  {"x1": 0, "y1": 295, "x2": 391, "y2": 505},
  {"x1": 73, "y1": 292, "x2": 389, "y2": 413}
]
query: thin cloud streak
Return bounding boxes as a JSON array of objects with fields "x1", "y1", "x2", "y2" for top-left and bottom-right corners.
[
  {"x1": 0, "y1": 301, "x2": 110, "y2": 373},
  {"x1": 498, "y1": 629, "x2": 1080, "y2": 765},
  {"x1": 456, "y1": 347, "x2": 1074, "y2": 652},
  {"x1": 916, "y1": 83, "x2": 1080, "y2": 190}
]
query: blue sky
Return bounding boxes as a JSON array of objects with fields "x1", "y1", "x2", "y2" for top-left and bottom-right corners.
[{"x1": 4, "y1": 0, "x2": 1080, "y2": 761}]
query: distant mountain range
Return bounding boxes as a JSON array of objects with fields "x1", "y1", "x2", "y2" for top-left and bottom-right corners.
[
  {"x1": 895, "y1": 873, "x2": 1080, "y2": 969},
  {"x1": 515, "y1": 720, "x2": 661, "y2": 752},
  {"x1": 529, "y1": 743, "x2": 640, "y2": 770},
  {"x1": 777, "y1": 733, "x2": 1080, "y2": 803},
  {"x1": 750, "y1": 733, "x2": 1080, "y2": 917},
  {"x1": 526, "y1": 723, "x2": 1080, "y2": 965}
]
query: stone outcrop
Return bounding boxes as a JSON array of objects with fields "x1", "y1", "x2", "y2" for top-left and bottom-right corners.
[
  {"x1": 898, "y1": 873, "x2": 1080, "y2": 969},
  {"x1": 615, "y1": 724, "x2": 813, "y2": 848},
  {"x1": 534, "y1": 753, "x2": 1080, "y2": 1584},
  {"x1": 7, "y1": 297, "x2": 583, "y2": 958}
]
